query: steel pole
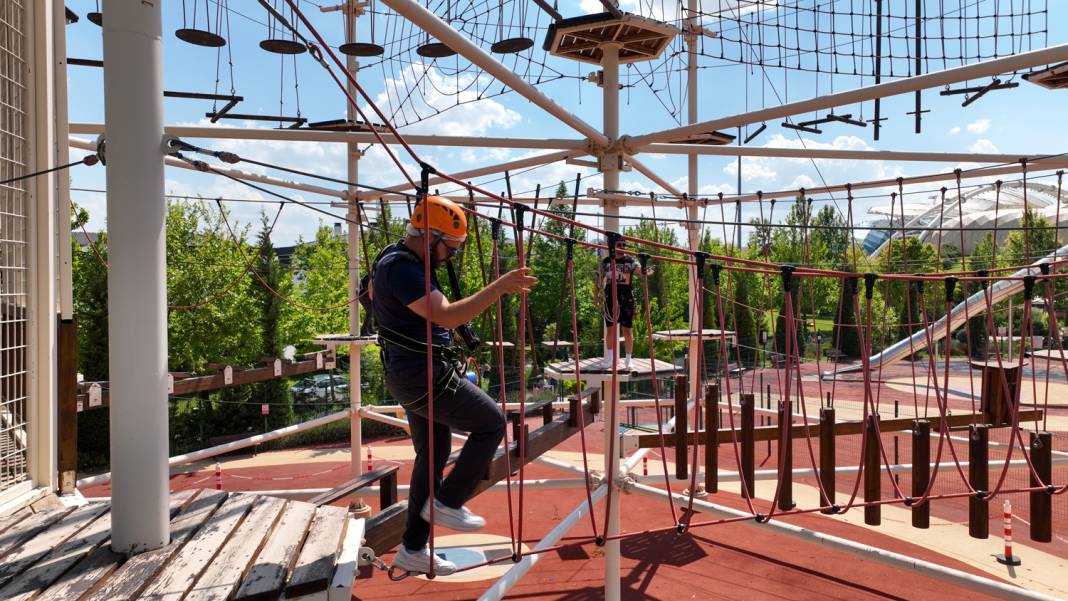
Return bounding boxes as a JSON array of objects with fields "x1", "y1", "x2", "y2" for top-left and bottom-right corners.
[
  {"x1": 600, "y1": 40, "x2": 623, "y2": 601},
  {"x1": 102, "y1": 0, "x2": 169, "y2": 553},
  {"x1": 686, "y1": 0, "x2": 701, "y2": 417},
  {"x1": 343, "y1": 2, "x2": 364, "y2": 478}
]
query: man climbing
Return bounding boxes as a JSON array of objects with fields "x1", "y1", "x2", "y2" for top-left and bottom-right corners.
[
  {"x1": 371, "y1": 195, "x2": 537, "y2": 576},
  {"x1": 596, "y1": 238, "x2": 652, "y2": 370}
]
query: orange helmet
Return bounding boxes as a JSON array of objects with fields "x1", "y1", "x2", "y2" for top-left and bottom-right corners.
[{"x1": 409, "y1": 195, "x2": 467, "y2": 241}]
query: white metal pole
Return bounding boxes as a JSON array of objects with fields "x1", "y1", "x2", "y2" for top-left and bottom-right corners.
[
  {"x1": 68, "y1": 122, "x2": 588, "y2": 151},
  {"x1": 102, "y1": 0, "x2": 169, "y2": 553},
  {"x1": 478, "y1": 483, "x2": 609, "y2": 601},
  {"x1": 77, "y1": 408, "x2": 353, "y2": 488},
  {"x1": 600, "y1": 41, "x2": 623, "y2": 601},
  {"x1": 625, "y1": 155, "x2": 683, "y2": 196},
  {"x1": 638, "y1": 142, "x2": 1068, "y2": 165},
  {"x1": 68, "y1": 137, "x2": 349, "y2": 199},
  {"x1": 379, "y1": 0, "x2": 609, "y2": 146},
  {"x1": 630, "y1": 43, "x2": 1068, "y2": 146},
  {"x1": 685, "y1": 0, "x2": 701, "y2": 417},
  {"x1": 593, "y1": 158, "x2": 1068, "y2": 206},
  {"x1": 341, "y1": 1, "x2": 364, "y2": 478},
  {"x1": 53, "y1": 0, "x2": 73, "y2": 319}
]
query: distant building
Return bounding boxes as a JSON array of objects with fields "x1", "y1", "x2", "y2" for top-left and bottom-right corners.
[{"x1": 864, "y1": 181, "x2": 1064, "y2": 256}]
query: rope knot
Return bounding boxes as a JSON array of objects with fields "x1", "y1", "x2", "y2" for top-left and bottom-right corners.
[
  {"x1": 943, "y1": 276, "x2": 958, "y2": 300},
  {"x1": 863, "y1": 273, "x2": 877, "y2": 300},
  {"x1": 709, "y1": 263, "x2": 722, "y2": 287},
  {"x1": 1022, "y1": 275, "x2": 1036, "y2": 299},
  {"x1": 780, "y1": 264, "x2": 795, "y2": 292},
  {"x1": 694, "y1": 251, "x2": 710, "y2": 279}
]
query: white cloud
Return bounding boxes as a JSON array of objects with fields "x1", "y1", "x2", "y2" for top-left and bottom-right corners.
[
  {"x1": 969, "y1": 139, "x2": 1000, "y2": 153},
  {"x1": 966, "y1": 119, "x2": 992, "y2": 134},
  {"x1": 949, "y1": 126, "x2": 961, "y2": 135}
]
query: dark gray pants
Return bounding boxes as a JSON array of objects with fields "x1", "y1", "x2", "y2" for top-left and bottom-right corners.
[{"x1": 386, "y1": 361, "x2": 506, "y2": 552}]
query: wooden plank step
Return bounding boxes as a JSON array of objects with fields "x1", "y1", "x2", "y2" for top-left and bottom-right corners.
[
  {"x1": 328, "y1": 518, "x2": 364, "y2": 601},
  {"x1": 184, "y1": 495, "x2": 287, "y2": 601},
  {"x1": 308, "y1": 465, "x2": 398, "y2": 507},
  {"x1": 140, "y1": 493, "x2": 258, "y2": 601},
  {"x1": 0, "y1": 505, "x2": 32, "y2": 539},
  {"x1": 0, "y1": 504, "x2": 113, "y2": 601},
  {"x1": 0, "y1": 502, "x2": 108, "y2": 588},
  {"x1": 285, "y1": 505, "x2": 348, "y2": 597},
  {"x1": 234, "y1": 500, "x2": 317, "y2": 601},
  {"x1": 0, "y1": 506, "x2": 75, "y2": 561},
  {"x1": 84, "y1": 490, "x2": 229, "y2": 601},
  {"x1": 37, "y1": 490, "x2": 200, "y2": 601}
]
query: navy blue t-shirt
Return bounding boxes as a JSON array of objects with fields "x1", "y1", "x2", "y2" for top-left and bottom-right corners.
[{"x1": 371, "y1": 242, "x2": 452, "y2": 372}]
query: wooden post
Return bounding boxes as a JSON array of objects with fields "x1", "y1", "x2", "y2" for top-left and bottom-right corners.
[
  {"x1": 777, "y1": 402, "x2": 793, "y2": 510},
  {"x1": 568, "y1": 397, "x2": 580, "y2": 427},
  {"x1": 508, "y1": 411, "x2": 522, "y2": 444},
  {"x1": 705, "y1": 382, "x2": 718, "y2": 493},
  {"x1": 590, "y1": 388, "x2": 601, "y2": 415},
  {"x1": 968, "y1": 425, "x2": 989, "y2": 539},
  {"x1": 380, "y1": 469, "x2": 398, "y2": 508},
  {"x1": 675, "y1": 375, "x2": 688, "y2": 480},
  {"x1": 819, "y1": 406, "x2": 836, "y2": 513},
  {"x1": 542, "y1": 402, "x2": 554, "y2": 425},
  {"x1": 912, "y1": 419, "x2": 930, "y2": 528},
  {"x1": 1029, "y1": 431, "x2": 1053, "y2": 542},
  {"x1": 740, "y1": 392, "x2": 755, "y2": 498},
  {"x1": 58, "y1": 319, "x2": 79, "y2": 495},
  {"x1": 864, "y1": 415, "x2": 881, "y2": 525}
]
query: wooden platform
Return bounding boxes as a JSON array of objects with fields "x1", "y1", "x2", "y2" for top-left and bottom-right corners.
[
  {"x1": 652, "y1": 329, "x2": 736, "y2": 343},
  {"x1": 313, "y1": 333, "x2": 378, "y2": 349},
  {"x1": 0, "y1": 489, "x2": 363, "y2": 601},
  {"x1": 543, "y1": 356, "x2": 679, "y2": 383}
]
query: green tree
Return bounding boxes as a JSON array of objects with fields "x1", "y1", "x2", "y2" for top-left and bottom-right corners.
[{"x1": 254, "y1": 213, "x2": 294, "y2": 429}]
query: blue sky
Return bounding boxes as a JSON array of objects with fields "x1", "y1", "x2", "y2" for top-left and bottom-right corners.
[{"x1": 65, "y1": 1, "x2": 1068, "y2": 246}]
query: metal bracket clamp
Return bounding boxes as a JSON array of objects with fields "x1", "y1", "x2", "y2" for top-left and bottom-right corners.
[{"x1": 616, "y1": 474, "x2": 637, "y2": 494}]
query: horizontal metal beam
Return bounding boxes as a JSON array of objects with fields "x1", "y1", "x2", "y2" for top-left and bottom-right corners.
[
  {"x1": 69, "y1": 122, "x2": 588, "y2": 151},
  {"x1": 594, "y1": 158, "x2": 1068, "y2": 205},
  {"x1": 640, "y1": 143, "x2": 1067, "y2": 164},
  {"x1": 630, "y1": 43, "x2": 1068, "y2": 146},
  {"x1": 69, "y1": 136, "x2": 348, "y2": 199}
]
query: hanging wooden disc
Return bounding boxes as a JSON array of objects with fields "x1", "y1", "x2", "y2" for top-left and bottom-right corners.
[
  {"x1": 340, "y1": 42, "x2": 385, "y2": 57},
  {"x1": 259, "y1": 39, "x2": 307, "y2": 54},
  {"x1": 416, "y1": 42, "x2": 456, "y2": 58},
  {"x1": 87, "y1": 12, "x2": 103, "y2": 26},
  {"x1": 491, "y1": 37, "x2": 534, "y2": 54},
  {"x1": 175, "y1": 28, "x2": 226, "y2": 47}
]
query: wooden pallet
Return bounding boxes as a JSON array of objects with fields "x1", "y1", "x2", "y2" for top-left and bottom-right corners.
[
  {"x1": 544, "y1": 356, "x2": 680, "y2": 383},
  {"x1": 0, "y1": 489, "x2": 364, "y2": 601}
]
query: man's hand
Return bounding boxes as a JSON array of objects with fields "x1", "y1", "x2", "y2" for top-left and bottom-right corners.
[{"x1": 496, "y1": 267, "x2": 537, "y2": 295}]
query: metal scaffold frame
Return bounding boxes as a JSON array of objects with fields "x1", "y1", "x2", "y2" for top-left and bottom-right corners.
[{"x1": 48, "y1": 1, "x2": 1068, "y2": 598}]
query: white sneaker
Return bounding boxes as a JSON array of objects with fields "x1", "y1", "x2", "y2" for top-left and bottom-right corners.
[
  {"x1": 624, "y1": 357, "x2": 632, "y2": 369},
  {"x1": 420, "y1": 498, "x2": 486, "y2": 531},
  {"x1": 392, "y1": 545, "x2": 457, "y2": 576}
]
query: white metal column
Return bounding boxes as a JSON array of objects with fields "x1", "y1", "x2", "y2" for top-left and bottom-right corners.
[
  {"x1": 600, "y1": 41, "x2": 622, "y2": 601},
  {"x1": 102, "y1": 0, "x2": 170, "y2": 553},
  {"x1": 685, "y1": 0, "x2": 700, "y2": 414},
  {"x1": 342, "y1": 2, "x2": 364, "y2": 478},
  {"x1": 53, "y1": 0, "x2": 73, "y2": 320}
]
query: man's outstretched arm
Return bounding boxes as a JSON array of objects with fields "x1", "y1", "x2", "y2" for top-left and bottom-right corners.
[{"x1": 407, "y1": 267, "x2": 537, "y2": 329}]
